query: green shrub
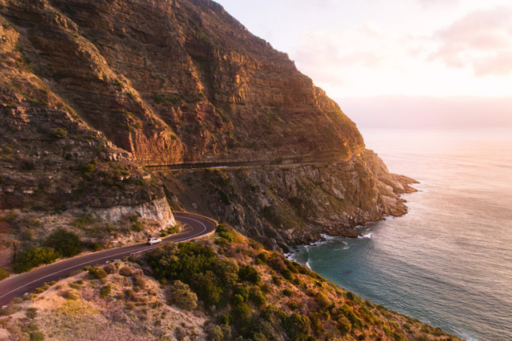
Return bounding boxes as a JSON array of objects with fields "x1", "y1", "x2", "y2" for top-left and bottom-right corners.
[
  {"x1": 14, "y1": 247, "x2": 60, "y2": 273},
  {"x1": 192, "y1": 271, "x2": 223, "y2": 308},
  {"x1": 119, "y1": 267, "x2": 132, "y2": 277},
  {"x1": 30, "y1": 331, "x2": 45, "y2": 341},
  {"x1": 50, "y1": 128, "x2": 67, "y2": 139},
  {"x1": 281, "y1": 269, "x2": 293, "y2": 281},
  {"x1": 215, "y1": 259, "x2": 239, "y2": 287},
  {"x1": 238, "y1": 265, "x2": 260, "y2": 284},
  {"x1": 316, "y1": 292, "x2": 332, "y2": 309},
  {"x1": 44, "y1": 228, "x2": 81, "y2": 257},
  {"x1": 256, "y1": 252, "x2": 269, "y2": 264},
  {"x1": 337, "y1": 315, "x2": 352, "y2": 335},
  {"x1": 89, "y1": 267, "x2": 107, "y2": 279},
  {"x1": 216, "y1": 223, "x2": 234, "y2": 241},
  {"x1": 249, "y1": 286, "x2": 266, "y2": 308},
  {"x1": 282, "y1": 288, "x2": 293, "y2": 297},
  {"x1": 285, "y1": 313, "x2": 311, "y2": 340},
  {"x1": 168, "y1": 280, "x2": 197, "y2": 311},
  {"x1": 1, "y1": 304, "x2": 21, "y2": 316},
  {"x1": 80, "y1": 163, "x2": 96, "y2": 175},
  {"x1": 100, "y1": 285, "x2": 111, "y2": 297},
  {"x1": 103, "y1": 263, "x2": 116, "y2": 274},
  {"x1": 232, "y1": 302, "x2": 253, "y2": 328},
  {"x1": 26, "y1": 308, "x2": 38, "y2": 319},
  {"x1": 268, "y1": 254, "x2": 287, "y2": 272},
  {"x1": 0, "y1": 268, "x2": 9, "y2": 281}
]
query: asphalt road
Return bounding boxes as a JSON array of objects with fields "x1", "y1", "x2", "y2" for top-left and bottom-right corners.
[{"x1": 0, "y1": 213, "x2": 216, "y2": 307}]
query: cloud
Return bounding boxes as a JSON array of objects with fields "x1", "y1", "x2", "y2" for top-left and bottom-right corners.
[
  {"x1": 293, "y1": 22, "x2": 399, "y2": 85},
  {"x1": 418, "y1": 0, "x2": 458, "y2": 7},
  {"x1": 429, "y1": 7, "x2": 512, "y2": 76}
]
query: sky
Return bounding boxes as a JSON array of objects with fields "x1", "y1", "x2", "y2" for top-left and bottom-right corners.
[{"x1": 213, "y1": 0, "x2": 512, "y2": 128}]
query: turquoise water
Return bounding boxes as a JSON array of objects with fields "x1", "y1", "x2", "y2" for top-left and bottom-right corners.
[{"x1": 291, "y1": 129, "x2": 512, "y2": 341}]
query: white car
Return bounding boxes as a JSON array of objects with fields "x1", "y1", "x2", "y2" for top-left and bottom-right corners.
[{"x1": 147, "y1": 237, "x2": 162, "y2": 245}]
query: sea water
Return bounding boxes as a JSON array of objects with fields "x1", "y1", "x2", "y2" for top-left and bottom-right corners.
[{"x1": 291, "y1": 128, "x2": 512, "y2": 341}]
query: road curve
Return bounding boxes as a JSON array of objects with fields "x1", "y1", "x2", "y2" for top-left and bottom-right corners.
[{"x1": 0, "y1": 213, "x2": 216, "y2": 307}]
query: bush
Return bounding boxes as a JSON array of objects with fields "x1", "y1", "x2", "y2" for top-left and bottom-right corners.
[
  {"x1": 337, "y1": 315, "x2": 352, "y2": 335},
  {"x1": 192, "y1": 271, "x2": 222, "y2": 308},
  {"x1": 216, "y1": 223, "x2": 234, "y2": 241},
  {"x1": 133, "y1": 275, "x2": 147, "y2": 290},
  {"x1": 285, "y1": 313, "x2": 311, "y2": 340},
  {"x1": 232, "y1": 302, "x2": 253, "y2": 328},
  {"x1": 215, "y1": 259, "x2": 239, "y2": 287},
  {"x1": 282, "y1": 289, "x2": 293, "y2": 297},
  {"x1": 14, "y1": 247, "x2": 60, "y2": 273},
  {"x1": 268, "y1": 254, "x2": 287, "y2": 272},
  {"x1": 317, "y1": 292, "x2": 332, "y2": 310},
  {"x1": 26, "y1": 308, "x2": 38, "y2": 319},
  {"x1": 238, "y1": 265, "x2": 260, "y2": 284},
  {"x1": 207, "y1": 325, "x2": 224, "y2": 341},
  {"x1": 255, "y1": 252, "x2": 269, "y2": 264},
  {"x1": 60, "y1": 290, "x2": 78, "y2": 300},
  {"x1": 249, "y1": 286, "x2": 266, "y2": 308},
  {"x1": 103, "y1": 263, "x2": 116, "y2": 274},
  {"x1": 45, "y1": 228, "x2": 82, "y2": 257},
  {"x1": 89, "y1": 267, "x2": 107, "y2": 279},
  {"x1": 119, "y1": 267, "x2": 132, "y2": 277},
  {"x1": 80, "y1": 163, "x2": 96, "y2": 175},
  {"x1": 0, "y1": 268, "x2": 9, "y2": 281},
  {"x1": 281, "y1": 269, "x2": 293, "y2": 281},
  {"x1": 50, "y1": 128, "x2": 67, "y2": 139},
  {"x1": 100, "y1": 285, "x2": 111, "y2": 297},
  {"x1": 168, "y1": 280, "x2": 197, "y2": 311},
  {"x1": 30, "y1": 331, "x2": 45, "y2": 341}
]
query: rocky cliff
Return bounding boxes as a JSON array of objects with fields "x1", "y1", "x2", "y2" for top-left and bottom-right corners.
[
  {"x1": 1, "y1": 0, "x2": 413, "y2": 254},
  {"x1": 0, "y1": 0, "x2": 364, "y2": 165},
  {"x1": 162, "y1": 150, "x2": 417, "y2": 250}
]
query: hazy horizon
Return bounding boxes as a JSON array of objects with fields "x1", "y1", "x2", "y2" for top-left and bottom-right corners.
[{"x1": 214, "y1": 0, "x2": 512, "y2": 129}]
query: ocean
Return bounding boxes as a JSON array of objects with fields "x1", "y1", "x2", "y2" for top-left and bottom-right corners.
[{"x1": 291, "y1": 128, "x2": 512, "y2": 341}]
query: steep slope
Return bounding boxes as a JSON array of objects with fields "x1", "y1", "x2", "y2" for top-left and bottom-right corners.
[
  {"x1": 0, "y1": 0, "x2": 364, "y2": 165},
  {"x1": 0, "y1": 230, "x2": 460, "y2": 341},
  {"x1": 1, "y1": 0, "x2": 412, "y2": 257}
]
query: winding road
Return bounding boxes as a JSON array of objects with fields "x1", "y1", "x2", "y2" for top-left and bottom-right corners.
[{"x1": 0, "y1": 213, "x2": 216, "y2": 307}]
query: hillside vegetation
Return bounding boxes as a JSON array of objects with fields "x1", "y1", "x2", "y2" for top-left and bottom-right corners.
[{"x1": 0, "y1": 225, "x2": 459, "y2": 341}]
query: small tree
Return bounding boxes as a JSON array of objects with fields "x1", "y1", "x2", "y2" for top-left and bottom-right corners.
[
  {"x1": 168, "y1": 280, "x2": 198, "y2": 311},
  {"x1": 14, "y1": 247, "x2": 60, "y2": 273},
  {"x1": 45, "y1": 228, "x2": 81, "y2": 257},
  {"x1": 238, "y1": 265, "x2": 260, "y2": 284}
]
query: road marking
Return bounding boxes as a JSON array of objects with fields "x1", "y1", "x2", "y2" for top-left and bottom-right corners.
[{"x1": 0, "y1": 215, "x2": 212, "y2": 302}]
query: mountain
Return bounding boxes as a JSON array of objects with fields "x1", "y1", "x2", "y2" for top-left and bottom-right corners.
[
  {"x1": 0, "y1": 1, "x2": 460, "y2": 340},
  {"x1": 0, "y1": 0, "x2": 414, "y2": 258}
]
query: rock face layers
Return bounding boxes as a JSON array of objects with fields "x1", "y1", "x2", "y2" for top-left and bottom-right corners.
[
  {"x1": 0, "y1": 0, "x2": 364, "y2": 165},
  {"x1": 162, "y1": 150, "x2": 417, "y2": 250},
  {"x1": 1, "y1": 0, "x2": 413, "y2": 250}
]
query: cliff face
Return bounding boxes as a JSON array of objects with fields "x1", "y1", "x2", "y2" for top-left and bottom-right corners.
[
  {"x1": 0, "y1": 0, "x2": 364, "y2": 165},
  {"x1": 1, "y1": 0, "x2": 411, "y2": 253},
  {"x1": 162, "y1": 150, "x2": 417, "y2": 250}
]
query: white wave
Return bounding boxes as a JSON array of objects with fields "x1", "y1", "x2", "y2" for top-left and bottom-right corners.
[
  {"x1": 320, "y1": 233, "x2": 336, "y2": 240},
  {"x1": 358, "y1": 233, "x2": 373, "y2": 239},
  {"x1": 305, "y1": 261, "x2": 311, "y2": 269}
]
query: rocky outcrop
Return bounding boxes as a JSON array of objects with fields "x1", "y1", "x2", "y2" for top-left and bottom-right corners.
[
  {"x1": 84, "y1": 196, "x2": 175, "y2": 226},
  {"x1": 163, "y1": 150, "x2": 417, "y2": 250}
]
